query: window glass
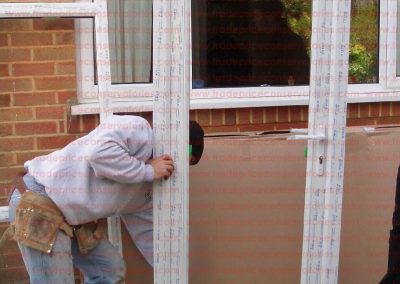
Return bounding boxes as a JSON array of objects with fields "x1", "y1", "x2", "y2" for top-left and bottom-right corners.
[
  {"x1": 349, "y1": 0, "x2": 378, "y2": 83},
  {"x1": 106, "y1": 0, "x2": 152, "y2": 84},
  {"x1": 397, "y1": 0, "x2": 400, "y2": 77},
  {"x1": 91, "y1": 0, "x2": 153, "y2": 85},
  {"x1": 192, "y1": 0, "x2": 379, "y2": 88}
]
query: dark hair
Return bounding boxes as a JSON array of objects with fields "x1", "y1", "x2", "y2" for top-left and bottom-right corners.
[{"x1": 189, "y1": 120, "x2": 204, "y2": 165}]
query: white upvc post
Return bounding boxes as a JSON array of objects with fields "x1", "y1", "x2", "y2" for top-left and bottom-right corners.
[
  {"x1": 301, "y1": 0, "x2": 352, "y2": 283},
  {"x1": 153, "y1": 0, "x2": 191, "y2": 282},
  {"x1": 91, "y1": 0, "x2": 122, "y2": 256}
]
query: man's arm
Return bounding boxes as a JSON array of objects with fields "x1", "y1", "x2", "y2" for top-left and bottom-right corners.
[{"x1": 87, "y1": 140, "x2": 174, "y2": 183}]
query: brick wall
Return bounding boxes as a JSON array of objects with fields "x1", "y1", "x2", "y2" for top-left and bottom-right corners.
[
  {"x1": 1, "y1": 18, "x2": 400, "y2": 283},
  {"x1": 0, "y1": 18, "x2": 93, "y2": 283}
]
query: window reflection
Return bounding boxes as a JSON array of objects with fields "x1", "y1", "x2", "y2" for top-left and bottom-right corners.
[
  {"x1": 249, "y1": 1, "x2": 309, "y2": 86},
  {"x1": 192, "y1": 0, "x2": 310, "y2": 88},
  {"x1": 192, "y1": 0, "x2": 379, "y2": 88}
]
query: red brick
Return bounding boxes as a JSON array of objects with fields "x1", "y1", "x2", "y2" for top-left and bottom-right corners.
[
  {"x1": 359, "y1": 103, "x2": 369, "y2": 117},
  {"x1": 57, "y1": 91, "x2": 77, "y2": 104},
  {"x1": 375, "y1": 117, "x2": 400, "y2": 125},
  {"x1": 13, "y1": 92, "x2": 57, "y2": 106},
  {"x1": 380, "y1": 102, "x2": 391, "y2": 117},
  {"x1": 33, "y1": 18, "x2": 74, "y2": 31},
  {"x1": 0, "y1": 137, "x2": 34, "y2": 151},
  {"x1": 0, "y1": 153, "x2": 16, "y2": 167},
  {"x1": 275, "y1": 122, "x2": 307, "y2": 130},
  {"x1": 56, "y1": 61, "x2": 76, "y2": 75},
  {"x1": 34, "y1": 76, "x2": 76, "y2": 91},
  {"x1": 66, "y1": 115, "x2": 80, "y2": 133},
  {"x1": 237, "y1": 108, "x2": 250, "y2": 125},
  {"x1": 225, "y1": 109, "x2": 236, "y2": 125},
  {"x1": 0, "y1": 19, "x2": 32, "y2": 32},
  {"x1": 0, "y1": 181, "x2": 13, "y2": 197},
  {"x1": 347, "y1": 118, "x2": 376, "y2": 127},
  {"x1": 0, "y1": 266, "x2": 29, "y2": 282},
  {"x1": 370, "y1": 102, "x2": 380, "y2": 117},
  {"x1": 301, "y1": 106, "x2": 309, "y2": 121},
  {"x1": 15, "y1": 121, "x2": 58, "y2": 136},
  {"x1": 275, "y1": 122, "x2": 308, "y2": 130},
  {"x1": 196, "y1": 109, "x2": 210, "y2": 126},
  {"x1": 203, "y1": 125, "x2": 237, "y2": 133},
  {"x1": 0, "y1": 94, "x2": 10, "y2": 107},
  {"x1": 211, "y1": 109, "x2": 223, "y2": 126},
  {"x1": 0, "y1": 77, "x2": 32, "y2": 93},
  {"x1": 59, "y1": 121, "x2": 65, "y2": 133},
  {"x1": 82, "y1": 115, "x2": 98, "y2": 132},
  {"x1": 16, "y1": 150, "x2": 51, "y2": 165},
  {"x1": 265, "y1": 107, "x2": 277, "y2": 123},
  {"x1": 0, "y1": 48, "x2": 31, "y2": 63},
  {"x1": 0, "y1": 253, "x2": 24, "y2": 269},
  {"x1": 251, "y1": 108, "x2": 264, "y2": 124},
  {"x1": 347, "y1": 104, "x2": 359, "y2": 119},
  {"x1": 0, "y1": 123, "x2": 13, "y2": 136},
  {"x1": 0, "y1": 34, "x2": 8, "y2": 47},
  {"x1": 0, "y1": 227, "x2": 20, "y2": 251},
  {"x1": 13, "y1": 62, "x2": 54, "y2": 76},
  {"x1": 33, "y1": 46, "x2": 74, "y2": 61},
  {"x1": 189, "y1": 110, "x2": 196, "y2": 121},
  {"x1": 289, "y1": 106, "x2": 302, "y2": 122},
  {"x1": 37, "y1": 135, "x2": 77, "y2": 150},
  {"x1": 0, "y1": 167, "x2": 24, "y2": 181},
  {"x1": 238, "y1": 124, "x2": 275, "y2": 132},
  {"x1": 11, "y1": 32, "x2": 53, "y2": 47},
  {"x1": 54, "y1": 32, "x2": 74, "y2": 45},
  {"x1": 0, "y1": 64, "x2": 9, "y2": 76},
  {"x1": 0, "y1": 108, "x2": 33, "y2": 121},
  {"x1": 393, "y1": 102, "x2": 400, "y2": 116},
  {"x1": 277, "y1": 106, "x2": 289, "y2": 122},
  {"x1": 36, "y1": 106, "x2": 65, "y2": 119}
]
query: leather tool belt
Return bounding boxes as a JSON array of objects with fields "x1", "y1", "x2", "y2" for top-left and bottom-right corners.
[
  {"x1": 1, "y1": 173, "x2": 107, "y2": 254},
  {"x1": 14, "y1": 190, "x2": 73, "y2": 253},
  {"x1": 73, "y1": 219, "x2": 107, "y2": 254}
]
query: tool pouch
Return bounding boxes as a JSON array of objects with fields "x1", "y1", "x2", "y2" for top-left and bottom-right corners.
[
  {"x1": 74, "y1": 219, "x2": 107, "y2": 254},
  {"x1": 14, "y1": 191, "x2": 73, "y2": 254}
]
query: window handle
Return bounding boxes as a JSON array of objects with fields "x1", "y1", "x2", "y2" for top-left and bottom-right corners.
[{"x1": 287, "y1": 128, "x2": 327, "y2": 176}]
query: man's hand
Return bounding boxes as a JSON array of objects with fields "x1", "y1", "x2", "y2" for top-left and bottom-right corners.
[{"x1": 147, "y1": 154, "x2": 174, "y2": 180}]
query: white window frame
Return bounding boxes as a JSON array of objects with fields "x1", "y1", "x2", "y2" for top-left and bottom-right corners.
[
  {"x1": 71, "y1": 0, "x2": 400, "y2": 116},
  {"x1": 0, "y1": 1, "x2": 190, "y2": 281},
  {"x1": 382, "y1": 0, "x2": 400, "y2": 88},
  {"x1": 74, "y1": 0, "x2": 154, "y2": 111}
]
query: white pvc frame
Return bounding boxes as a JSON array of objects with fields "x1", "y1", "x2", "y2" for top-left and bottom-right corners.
[
  {"x1": 152, "y1": 0, "x2": 190, "y2": 281},
  {"x1": 300, "y1": 0, "x2": 351, "y2": 282},
  {"x1": 0, "y1": 1, "x2": 399, "y2": 283},
  {"x1": 70, "y1": 0, "x2": 400, "y2": 116},
  {"x1": 74, "y1": 0, "x2": 154, "y2": 103},
  {"x1": 0, "y1": 1, "x2": 189, "y2": 282},
  {"x1": 384, "y1": 0, "x2": 400, "y2": 88}
]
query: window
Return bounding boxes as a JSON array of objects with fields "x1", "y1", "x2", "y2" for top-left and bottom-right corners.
[
  {"x1": 192, "y1": 0, "x2": 311, "y2": 88},
  {"x1": 76, "y1": 0, "x2": 154, "y2": 102},
  {"x1": 73, "y1": 0, "x2": 398, "y2": 113},
  {"x1": 384, "y1": 0, "x2": 400, "y2": 88}
]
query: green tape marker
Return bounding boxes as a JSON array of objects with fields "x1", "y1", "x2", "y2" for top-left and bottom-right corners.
[
  {"x1": 304, "y1": 146, "x2": 308, "y2": 157},
  {"x1": 189, "y1": 144, "x2": 192, "y2": 156}
]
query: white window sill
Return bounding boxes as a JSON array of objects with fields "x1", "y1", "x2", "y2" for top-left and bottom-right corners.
[{"x1": 71, "y1": 84, "x2": 400, "y2": 115}]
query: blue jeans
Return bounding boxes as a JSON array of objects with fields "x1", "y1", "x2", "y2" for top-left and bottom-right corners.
[{"x1": 9, "y1": 189, "x2": 126, "y2": 284}]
